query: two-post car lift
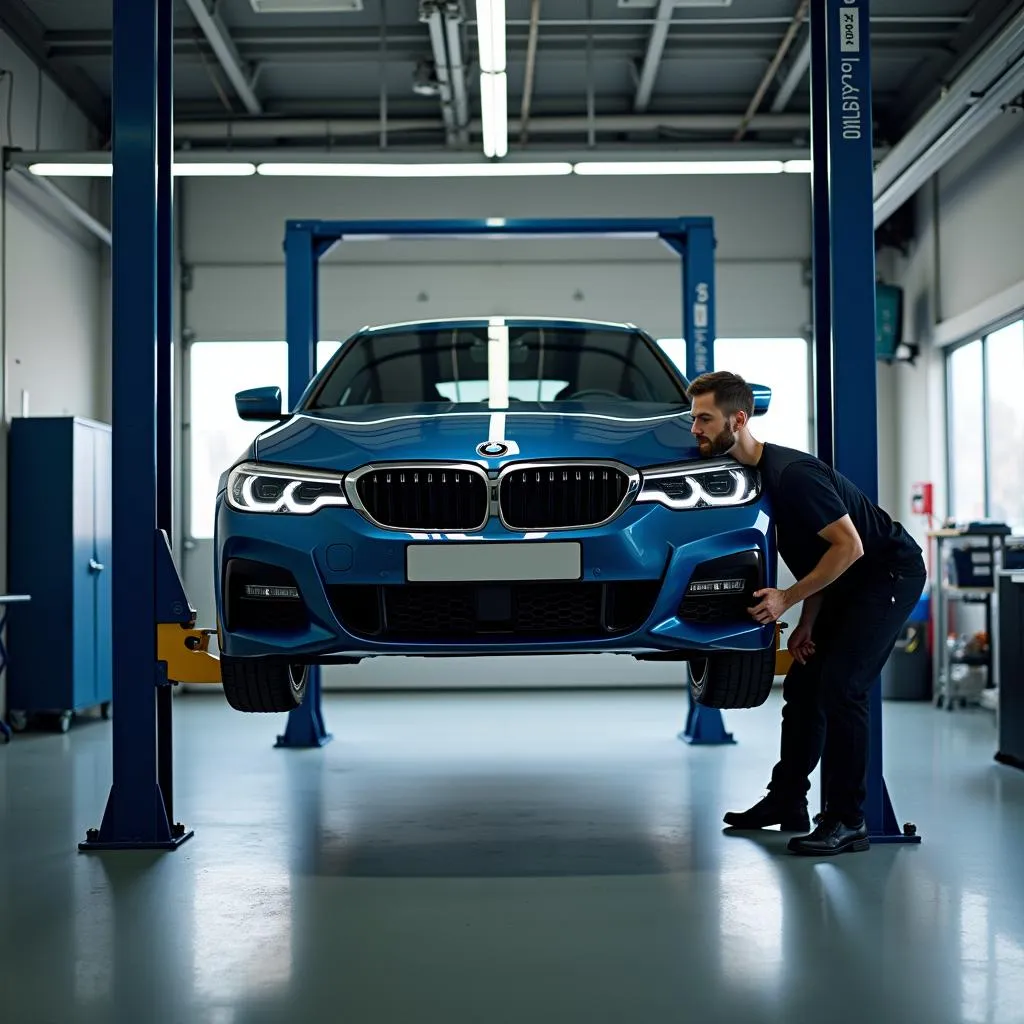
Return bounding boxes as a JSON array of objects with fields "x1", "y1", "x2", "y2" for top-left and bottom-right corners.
[{"x1": 78, "y1": 0, "x2": 918, "y2": 852}]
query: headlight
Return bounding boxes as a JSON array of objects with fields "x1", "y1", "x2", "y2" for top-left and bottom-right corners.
[
  {"x1": 636, "y1": 460, "x2": 759, "y2": 510},
  {"x1": 226, "y1": 462, "x2": 349, "y2": 514}
]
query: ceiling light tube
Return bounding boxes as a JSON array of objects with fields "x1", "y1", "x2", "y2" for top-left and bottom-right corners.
[
  {"x1": 28, "y1": 162, "x2": 256, "y2": 177},
  {"x1": 173, "y1": 162, "x2": 257, "y2": 176},
  {"x1": 29, "y1": 163, "x2": 112, "y2": 177},
  {"x1": 492, "y1": 72, "x2": 508, "y2": 159},
  {"x1": 783, "y1": 159, "x2": 813, "y2": 173},
  {"x1": 481, "y1": 72, "x2": 496, "y2": 158},
  {"x1": 476, "y1": 0, "x2": 506, "y2": 73},
  {"x1": 572, "y1": 160, "x2": 786, "y2": 175},
  {"x1": 255, "y1": 161, "x2": 571, "y2": 177}
]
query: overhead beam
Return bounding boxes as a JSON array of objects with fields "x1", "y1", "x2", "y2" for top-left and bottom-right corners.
[
  {"x1": 770, "y1": 35, "x2": 810, "y2": 112},
  {"x1": 734, "y1": 0, "x2": 809, "y2": 140},
  {"x1": 873, "y1": 5, "x2": 1024, "y2": 224},
  {"x1": 633, "y1": 0, "x2": 674, "y2": 113},
  {"x1": 182, "y1": 0, "x2": 262, "y2": 115},
  {"x1": 8, "y1": 166, "x2": 111, "y2": 245},
  {"x1": 169, "y1": 111, "x2": 812, "y2": 142},
  {"x1": 0, "y1": 0, "x2": 108, "y2": 133}
]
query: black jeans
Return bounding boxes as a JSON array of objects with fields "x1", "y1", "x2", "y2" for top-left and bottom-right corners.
[{"x1": 766, "y1": 561, "x2": 926, "y2": 824}]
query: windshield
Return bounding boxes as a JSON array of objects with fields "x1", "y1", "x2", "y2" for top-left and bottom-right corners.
[{"x1": 307, "y1": 323, "x2": 689, "y2": 409}]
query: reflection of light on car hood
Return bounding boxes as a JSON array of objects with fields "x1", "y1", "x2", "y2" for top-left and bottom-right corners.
[{"x1": 254, "y1": 402, "x2": 701, "y2": 473}]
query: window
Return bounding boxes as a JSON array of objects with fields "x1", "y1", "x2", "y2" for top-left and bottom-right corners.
[
  {"x1": 308, "y1": 324, "x2": 688, "y2": 409},
  {"x1": 948, "y1": 340, "x2": 986, "y2": 523},
  {"x1": 984, "y1": 321, "x2": 1024, "y2": 529},
  {"x1": 946, "y1": 318, "x2": 1024, "y2": 529},
  {"x1": 188, "y1": 339, "x2": 345, "y2": 539},
  {"x1": 657, "y1": 337, "x2": 811, "y2": 452}
]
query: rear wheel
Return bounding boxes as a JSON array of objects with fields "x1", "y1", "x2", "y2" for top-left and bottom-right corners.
[
  {"x1": 688, "y1": 646, "x2": 776, "y2": 709},
  {"x1": 220, "y1": 656, "x2": 308, "y2": 713}
]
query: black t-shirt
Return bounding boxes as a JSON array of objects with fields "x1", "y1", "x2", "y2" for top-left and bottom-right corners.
[{"x1": 755, "y1": 442, "x2": 923, "y2": 588}]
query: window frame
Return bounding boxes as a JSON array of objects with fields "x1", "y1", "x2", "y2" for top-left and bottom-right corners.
[{"x1": 944, "y1": 312, "x2": 1024, "y2": 526}]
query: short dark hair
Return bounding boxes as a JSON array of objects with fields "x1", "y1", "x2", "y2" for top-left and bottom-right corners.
[{"x1": 686, "y1": 371, "x2": 754, "y2": 418}]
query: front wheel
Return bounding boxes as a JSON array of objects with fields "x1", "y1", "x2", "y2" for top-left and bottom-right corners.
[
  {"x1": 220, "y1": 656, "x2": 308, "y2": 713},
  {"x1": 688, "y1": 646, "x2": 777, "y2": 709}
]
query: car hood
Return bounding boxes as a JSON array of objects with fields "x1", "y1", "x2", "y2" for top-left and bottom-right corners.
[{"x1": 254, "y1": 400, "x2": 700, "y2": 471}]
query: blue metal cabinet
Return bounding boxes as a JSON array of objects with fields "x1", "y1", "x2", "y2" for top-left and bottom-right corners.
[{"x1": 6, "y1": 418, "x2": 112, "y2": 730}]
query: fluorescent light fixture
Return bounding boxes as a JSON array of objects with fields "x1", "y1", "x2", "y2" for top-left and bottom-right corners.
[
  {"x1": 480, "y1": 71, "x2": 508, "y2": 159},
  {"x1": 573, "y1": 160, "x2": 786, "y2": 175},
  {"x1": 476, "y1": 0, "x2": 506, "y2": 73},
  {"x1": 476, "y1": 0, "x2": 507, "y2": 158},
  {"x1": 172, "y1": 162, "x2": 256, "y2": 176},
  {"x1": 28, "y1": 162, "x2": 256, "y2": 177},
  {"x1": 783, "y1": 160, "x2": 813, "y2": 173},
  {"x1": 29, "y1": 163, "x2": 112, "y2": 177},
  {"x1": 256, "y1": 160, "x2": 565, "y2": 177}
]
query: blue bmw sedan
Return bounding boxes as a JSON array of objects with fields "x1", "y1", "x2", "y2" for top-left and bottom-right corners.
[{"x1": 214, "y1": 317, "x2": 778, "y2": 713}]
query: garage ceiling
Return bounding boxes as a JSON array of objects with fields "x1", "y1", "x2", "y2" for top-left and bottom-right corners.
[{"x1": 5, "y1": 0, "x2": 1024, "y2": 153}]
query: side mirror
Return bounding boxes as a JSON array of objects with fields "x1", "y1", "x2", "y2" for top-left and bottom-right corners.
[
  {"x1": 750, "y1": 383, "x2": 772, "y2": 417},
  {"x1": 235, "y1": 386, "x2": 283, "y2": 421}
]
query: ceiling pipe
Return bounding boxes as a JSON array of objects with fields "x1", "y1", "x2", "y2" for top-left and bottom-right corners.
[
  {"x1": 10, "y1": 167, "x2": 111, "y2": 245},
  {"x1": 182, "y1": 0, "x2": 262, "y2": 115},
  {"x1": 734, "y1": 0, "x2": 809, "y2": 141},
  {"x1": 443, "y1": 3, "x2": 470, "y2": 144},
  {"x1": 421, "y1": 3, "x2": 458, "y2": 144},
  {"x1": 519, "y1": 0, "x2": 542, "y2": 145},
  {"x1": 172, "y1": 111, "x2": 811, "y2": 142},
  {"x1": 873, "y1": 5, "x2": 1024, "y2": 201},
  {"x1": 770, "y1": 36, "x2": 810, "y2": 112},
  {"x1": 633, "y1": 0, "x2": 673, "y2": 113}
]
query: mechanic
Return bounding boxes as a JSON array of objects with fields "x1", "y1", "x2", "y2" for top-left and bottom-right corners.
[{"x1": 685, "y1": 370, "x2": 926, "y2": 856}]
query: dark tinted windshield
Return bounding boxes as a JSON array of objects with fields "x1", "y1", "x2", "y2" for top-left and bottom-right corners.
[{"x1": 307, "y1": 323, "x2": 688, "y2": 408}]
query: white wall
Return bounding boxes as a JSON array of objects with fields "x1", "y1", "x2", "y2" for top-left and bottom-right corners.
[
  {"x1": 889, "y1": 111, "x2": 1024, "y2": 551},
  {"x1": 181, "y1": 173, "x2": 813, "y2": 343},
  {"x1": 0, "y1": 28, "x2": 108, "y2": 717}
]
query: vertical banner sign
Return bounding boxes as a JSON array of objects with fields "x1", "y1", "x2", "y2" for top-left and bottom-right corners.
[
  {"x1": 683, "y1": 223, "x2": 716, "y2": 376},
  {"x1": 826, "y1": 0, "x2": 878, "y2": 501}
]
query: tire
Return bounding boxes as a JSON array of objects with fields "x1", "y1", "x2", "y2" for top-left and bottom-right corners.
[
  {"x1": 220, "y1": 656, "x2": 308, "y2": 713},
  {"x1": 688, "y1": 645, "x2": 777, "y2": 709}
]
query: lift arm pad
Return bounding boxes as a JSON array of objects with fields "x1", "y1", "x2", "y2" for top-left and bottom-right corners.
[{"x1": 157, "y1": 623, "x2": 222, "y2": 685}]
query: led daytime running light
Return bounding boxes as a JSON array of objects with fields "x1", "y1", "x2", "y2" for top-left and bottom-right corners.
[
  {"x1": 227, "y1": 462, "x2": 349, "y2": 515},
  {"x1": 637, "y1": 463, "x2": 759, "y2": 510}
]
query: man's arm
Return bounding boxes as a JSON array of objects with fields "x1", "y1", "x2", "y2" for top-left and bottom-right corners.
[
  {"x1": 749, "y1": 516, "x2": 864, "y2": 624},
  {"x1": 783, "y1": 515, "x2": 864, "y2": 607}
]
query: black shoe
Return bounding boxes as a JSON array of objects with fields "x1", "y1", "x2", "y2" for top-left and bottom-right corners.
[
  {"x1": 723, "y1": 795, "x2": 810, "y2": 832},
  {"x1": 787, "y1": 817, "x2": 869, "y2": 856}
]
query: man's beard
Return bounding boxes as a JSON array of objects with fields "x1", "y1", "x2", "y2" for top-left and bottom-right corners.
[{"x1": 698, "y1": 426, "x2": 736, "y2": 458}]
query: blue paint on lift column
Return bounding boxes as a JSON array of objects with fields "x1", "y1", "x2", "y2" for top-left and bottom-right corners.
[{"x1": 816, "y1": 0, "x2": 919, "y2": 843}]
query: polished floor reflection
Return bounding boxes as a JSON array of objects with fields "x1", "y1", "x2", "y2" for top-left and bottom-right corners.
[{"x1": 1, "y1": 685, "x2": 1023, "y2": 1024}]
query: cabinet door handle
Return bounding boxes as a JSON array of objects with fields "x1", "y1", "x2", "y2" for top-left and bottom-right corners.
[{"x1": 89, "y1": 559, "x2": 105, "y2": 573}]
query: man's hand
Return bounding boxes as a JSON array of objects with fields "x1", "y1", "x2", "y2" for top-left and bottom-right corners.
[
  {"x1": 787, "y1": 621, "x2": 816, "y2": 665},
  {"x1": 747, "y1": 588, "x2": 791, "y2": 624}
]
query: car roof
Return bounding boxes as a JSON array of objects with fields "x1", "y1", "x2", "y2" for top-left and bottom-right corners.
[{"x1": 357, "y1": 316, "x2": 641, "y2": 336}]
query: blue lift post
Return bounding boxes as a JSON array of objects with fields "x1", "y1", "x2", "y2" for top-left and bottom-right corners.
[
  {"x1": 274, "y1": 216, "x2": 734, "y2": 748},
  {"x1": 80, "y1": 0, "x2": 191, "y2": 851},
  {"x1": 812, "y1": 0, "x2": 918, "y2": 844}
]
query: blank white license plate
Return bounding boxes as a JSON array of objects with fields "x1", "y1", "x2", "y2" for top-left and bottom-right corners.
[{"x1": 406, "y1": 542, "x2": 582, "y2": 583}]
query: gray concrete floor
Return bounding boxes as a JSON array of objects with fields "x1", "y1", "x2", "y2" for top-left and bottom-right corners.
[{"x1": 1, "y1": 685, "x2": 1023, "y2": 1024}]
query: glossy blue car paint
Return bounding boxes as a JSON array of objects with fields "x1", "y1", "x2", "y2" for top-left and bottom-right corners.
[{"x1": 214, "y1": 318, "x2": 778, "y2": 661}]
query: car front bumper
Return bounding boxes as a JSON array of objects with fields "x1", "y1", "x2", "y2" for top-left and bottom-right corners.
[{"x1": 214, "y1": 493, "x2": 777, "y2": 660}]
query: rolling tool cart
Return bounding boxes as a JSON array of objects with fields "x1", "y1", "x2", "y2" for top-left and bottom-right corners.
[{"x1": 929, "y1": 523, "x2": 1010, "y2": 711}]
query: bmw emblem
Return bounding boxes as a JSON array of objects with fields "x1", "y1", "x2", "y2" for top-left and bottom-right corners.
[{"x1": 478, "y1": 441, "x2": 508, "y2": 457}]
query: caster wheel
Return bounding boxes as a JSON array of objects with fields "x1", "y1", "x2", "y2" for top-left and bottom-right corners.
[
  {"x1": 101, "y1": 702, "x2": 112, "y2": 721},
  {"x1": 58, "y1": 711, "x2": 72, "y2": 734},
  {"x1": 9, "y1": 711, "x2": 28, "y2": 733}
]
